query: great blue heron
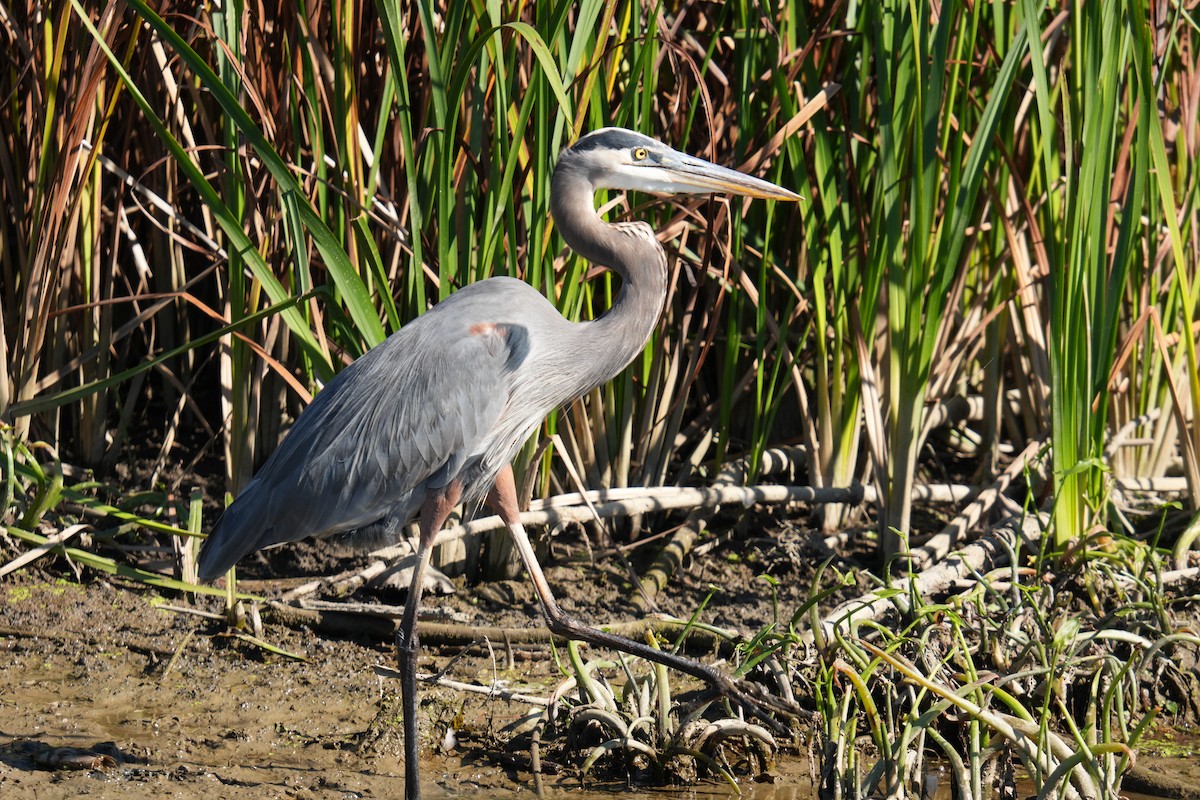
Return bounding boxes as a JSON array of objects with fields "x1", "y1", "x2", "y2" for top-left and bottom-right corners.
[{"x1": 198, "y1": 127, "x2": 800, "y2": 798}]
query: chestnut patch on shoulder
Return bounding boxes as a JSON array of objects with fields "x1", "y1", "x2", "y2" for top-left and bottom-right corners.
[{"x1": 468, "y1": 322, "x2": 504, "y2": 338}]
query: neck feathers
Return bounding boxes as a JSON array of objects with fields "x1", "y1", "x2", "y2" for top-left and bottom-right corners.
[{"x1": 550, "y1": 161, "x2": 670, "y2": 390}]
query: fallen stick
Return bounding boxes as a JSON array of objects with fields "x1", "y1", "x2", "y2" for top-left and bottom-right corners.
[
  {"x1": 806, "y1": 513, "x2": 1043, "y2": 648},
  {"x1": 280, "y1": 477, "x2": 975, "y2": 606},
  {"x1": 265, "y1": 599, "x2": 740, "y2": 653},
  {"x1": 908, "y1": 439, "x2": 1045, "y2": 571},
  {"x1": 1113, "y1": 476, "x2": 1191, "y2": 493},
  {"x1": 381, "y1": 668, "x2": 553, "y2": 707},
  {"x1": 0, "y1": 523, "x2": 88, "y2": 578},
  {"x1": 633, "y1": 446, "x2": 821, "y2": 613},
  {"x1": 287, "y1": 448, "x2": 811, "y2": 602},
  {"x1": 631, "y1": 483, "x2": 974, "y2": 612}
]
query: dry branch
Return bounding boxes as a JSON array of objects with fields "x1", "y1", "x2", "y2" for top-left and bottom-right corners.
[
  {"x1": 264, "y1": 599, "x2": 738, "y2": 654},
  {"x1": 0, "y1": 523, "x2": 87, "y2": 578},
  {"x1": 807, "y1": 513, "x2": 1043, "y2": 648},
  {"x1": 280, "y1": 445, "x2": 978, "y2": 604},
  {"x1": 908, "y1": 438, "x2": 1045, "y2": 571}
]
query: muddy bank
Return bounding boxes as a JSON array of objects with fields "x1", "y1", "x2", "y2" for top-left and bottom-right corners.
[
  {"x1": 0, "y1": 554, "x2": 820, "y2": 799},
  {"x1": 1, "y1": 529, "x2": 1196, "y2": 799},
  {"x1": 1, "y1": 578, "x2": 407, "y2": 799}
]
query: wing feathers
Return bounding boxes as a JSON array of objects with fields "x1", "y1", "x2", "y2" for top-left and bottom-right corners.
[{"x1": 198, "y1": 316, "x2": 519, "y2": 580}]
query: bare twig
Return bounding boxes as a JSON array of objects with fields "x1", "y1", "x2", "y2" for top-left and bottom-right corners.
[
  {"x1": 908, "y1": 439, "x2": 1046, "y2": 571},
  {"x1": 265, "y1": 599, "x2": 738, "y2": 653},
  {"x1": 372, "y1": 665, "x2": 552, "y2": 706},
  {"x1": 807, "y1": 514, "x2": 1043, "y2": 648},
  {"x1": 280, "y1": 445, "x2": 977, "y2": 605},
  {"x1": 0, "y1": 523, "x2": 87, "y2": 578}
]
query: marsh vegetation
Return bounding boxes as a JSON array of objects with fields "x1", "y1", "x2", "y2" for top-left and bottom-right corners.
[{"x1": 2, "y1": 0, "x2": 1199, "y2": 797}]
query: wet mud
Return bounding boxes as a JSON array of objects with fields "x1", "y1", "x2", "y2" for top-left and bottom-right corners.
[
  {"x1": 1, "y1": 524, "x2": 1196, "y2": 799},
  {"x1": 0, "y1": 542, "x2": 825, "y2": 800}
]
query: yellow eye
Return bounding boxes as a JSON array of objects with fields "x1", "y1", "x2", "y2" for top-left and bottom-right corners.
[{"x1": 632, "y1": 147, "x2": 648, "y2": 160}]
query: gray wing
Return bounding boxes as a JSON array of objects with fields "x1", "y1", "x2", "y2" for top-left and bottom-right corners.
[{"x1": 198, "y1": 314, "x2": 523, "y2": 580}]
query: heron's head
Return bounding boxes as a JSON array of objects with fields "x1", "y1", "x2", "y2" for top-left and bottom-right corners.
[{"x1": 557, "y1": 127, "x2": 801, "y2": 202}]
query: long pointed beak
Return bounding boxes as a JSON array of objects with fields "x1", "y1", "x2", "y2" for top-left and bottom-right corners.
[{"x1": 658, "y1": 152, "x2": 802, "y2": 201}]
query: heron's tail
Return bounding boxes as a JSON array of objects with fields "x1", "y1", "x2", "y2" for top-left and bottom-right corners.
[{"x1": 196, "y1": 497, "x2": 276, "y2": 581}]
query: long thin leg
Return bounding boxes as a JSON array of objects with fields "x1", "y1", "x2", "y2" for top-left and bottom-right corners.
[
  {"x1": 485, "y1": 465, "x2": 801, "y2": 719},
  {"x1": 398, "y1": 481, "x2": 462, "y2": 800}
]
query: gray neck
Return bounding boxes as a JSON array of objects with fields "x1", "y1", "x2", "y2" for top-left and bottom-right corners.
[{"x1": 550, "y1": 165, "x2": 669, "y2": 392}]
